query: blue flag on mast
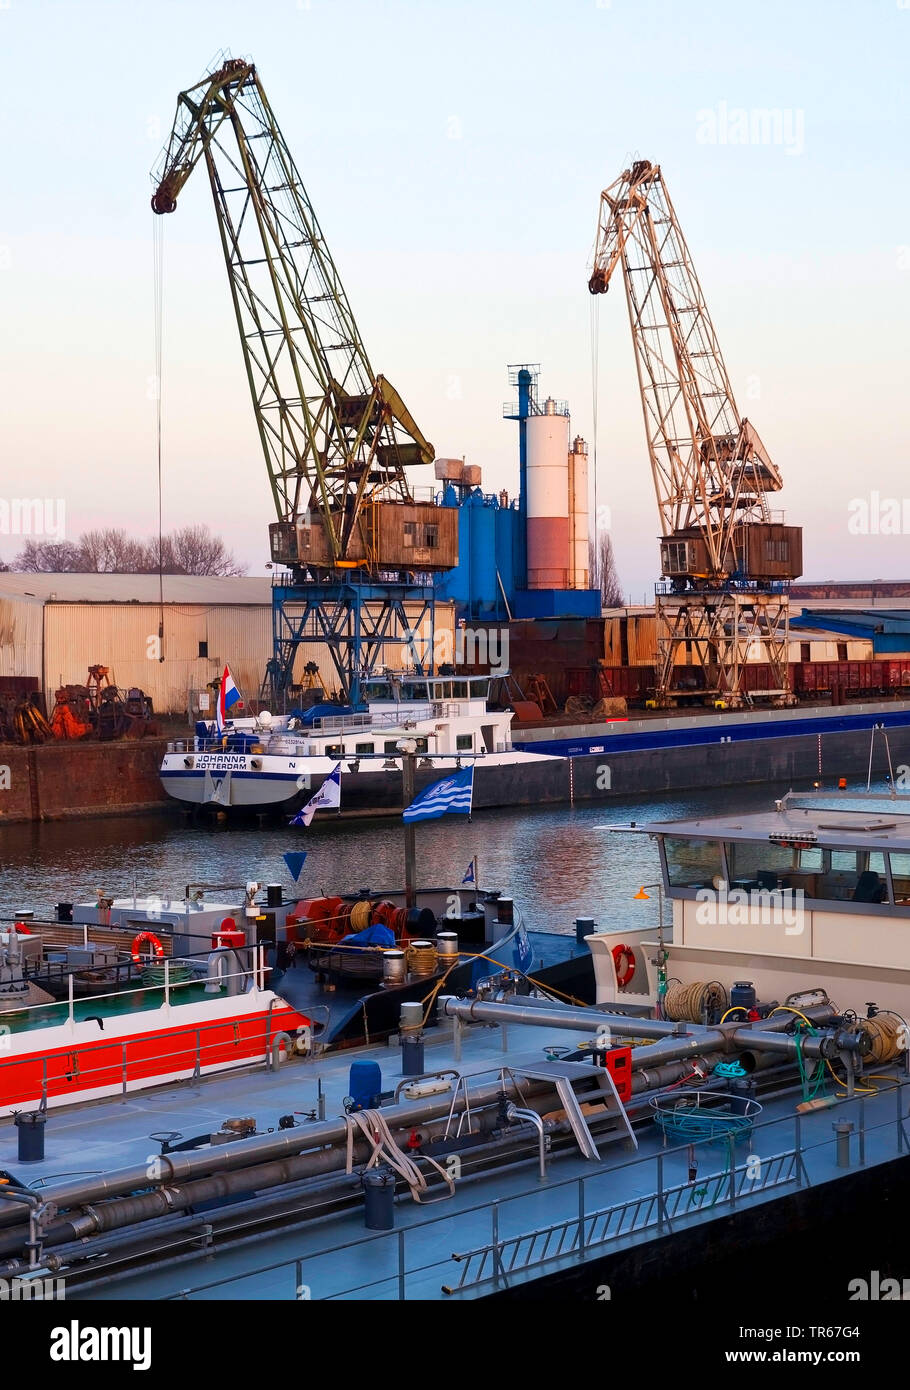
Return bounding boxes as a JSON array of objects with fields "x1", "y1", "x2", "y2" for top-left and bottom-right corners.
[
  {"x1": 403, "y1": 765, "x2": 474, "y2": 823},
  {"x1": 290, "y1": 763, "x2": 342, "y2": 827}
]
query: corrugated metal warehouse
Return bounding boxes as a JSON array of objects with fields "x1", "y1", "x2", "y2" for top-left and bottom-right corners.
[{"x1": 0, "y1": 575, "x2": 455, "y2": 714}]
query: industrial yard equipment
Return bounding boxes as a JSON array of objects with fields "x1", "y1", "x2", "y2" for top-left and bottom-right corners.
[
  {"x1": 50, "y1": 668, "x2": 154, "y2": 741},
  {"x1": 589, "y1": 160, "x2": 803, "y2": 706},
  {"x1": 1, "y1": 693, "x2": 52, "y2": 744},
  {"x1": 152, "y1": 56, "x2": 453, "y2": 707}
]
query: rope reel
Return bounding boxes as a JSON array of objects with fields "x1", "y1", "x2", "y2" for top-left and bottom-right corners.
[{"x1": 663, "y1": 979, "x2": 727, "y2": 1023}]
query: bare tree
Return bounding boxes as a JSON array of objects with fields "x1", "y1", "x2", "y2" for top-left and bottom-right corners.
[
  {"x1": 78, "y1": 528, "x2": 148, "y2": 573},
  {"x1": 14, "y1": 539, "x2": 84, "y2": 571},
  {"x1": 589, "y1": 531, "x2": 624, "y2": 608},
  {"x1": 10, "y1": 526, "x2": 246, "y2": 576},
  {"x1": 163, "y1": 525, "x2": 245, "y2": 577}
]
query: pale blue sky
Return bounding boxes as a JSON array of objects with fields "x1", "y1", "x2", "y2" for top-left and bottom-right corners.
[{"x1": 2, "y1": 0, "x2": 909, "y2": 596}]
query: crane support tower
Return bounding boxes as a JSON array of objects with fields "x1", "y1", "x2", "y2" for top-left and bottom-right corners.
[
  {"x1": 152, "y1": 56, "x2": 455, "y2": 706},
  {"x1": 589, "y1": 159, "x2": 802, "y2": 707}
]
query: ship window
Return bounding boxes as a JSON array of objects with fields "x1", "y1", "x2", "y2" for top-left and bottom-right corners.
[
  {"x1": 355, "y1": 742, "x2": 374, "y2": 755},
  {"x1": 326, "y1": 743, "x2": 343, "y2": 758},
  {"x1": 425, "y1": 524, "x2": 439, "y2": 549},
  {"x1": 800, "y1": 643, "x2": 811, "y2": 663},
  {"x1": 798, "y1": 847, "x2": 823, "y2": 869},
  {"x1": 456, "y1": 734, "x2": 473, "y2": 751},
  {"x1": 819, "y1": 849, "x2": 889, "y2": 903},
  {"x1": 198, "y1": 640, "x2": 208, "y2": 658},
  {"x1": 414, "y1": 737, "x2": 429, "y2": 753},
  {"x1": 663, "y1": 836, "x2": 724, "y2": 889},
  {"x1": 837, "y1": 643, "x2": 848, "y2": 661},
  {"x1": 403, "y1": 522, "x2": 417, "y2": 548},
  {"x1": 888, "y1": 852, "x2": 910, "y2": 902},
  {"x1": 452, "y1": 681, "x2": 468, "y2": 698},
  {"x1": 384, "y1": 740, "x2": 400, "y2": 754},
  {"x1": 725, "y1": 839, "x2": 800, "y2": 886}
]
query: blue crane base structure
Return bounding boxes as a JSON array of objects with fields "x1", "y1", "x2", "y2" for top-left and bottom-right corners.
[{"x1": 269, "y1": 577, "x2": 438, "y2": 711}]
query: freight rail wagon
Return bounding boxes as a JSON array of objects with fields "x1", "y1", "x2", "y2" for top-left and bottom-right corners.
[{"x1": 563, "y1": 661, "x2": 910, "y2": 708}]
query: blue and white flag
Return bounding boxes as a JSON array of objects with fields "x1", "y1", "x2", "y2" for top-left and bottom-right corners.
[
  {"x1": 291, "y1": 764, "x2": 342, "y2": 827},
  {"x1": 513, "y1": 922, "x2": 533, "y2": 974},
  {"x1": 403, "y1": 765, "x2": 474, "y2": 823},
  {"x1": 461, "y1": 860, "x2": 476, "y2": 886}
]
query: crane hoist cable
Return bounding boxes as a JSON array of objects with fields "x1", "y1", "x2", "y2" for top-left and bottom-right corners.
[{"x1": 153, "y1": 215, "x2": 165, "y2": 660}]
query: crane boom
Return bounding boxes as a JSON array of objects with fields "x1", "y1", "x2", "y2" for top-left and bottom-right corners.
[
  {"x1": 589, "y1": 159, "x2": 801, "y2": 706},
  {"x1": 151, "y1": 57, "x2": 434, "y2": 566}
]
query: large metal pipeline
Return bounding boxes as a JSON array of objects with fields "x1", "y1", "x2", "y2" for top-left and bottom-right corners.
[
  {"x1": 443, "y1": 997, "x2": 842, "y2": 1062},
  {"x1": 0, "y1": 1075, "x2": 554, "y2": 1229}
]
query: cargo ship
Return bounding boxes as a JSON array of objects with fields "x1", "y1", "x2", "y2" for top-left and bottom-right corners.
[{"x1": 159, "y1": 672, "x2": 565, "y2": 817}]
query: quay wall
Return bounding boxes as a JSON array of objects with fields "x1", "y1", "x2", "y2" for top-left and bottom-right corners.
[
  {"x1": 0, "y1": 717, "x2": 907, "y2": 823},
  {"x1": 0, "y1": 739, "x2": 170, "y2": 823}
]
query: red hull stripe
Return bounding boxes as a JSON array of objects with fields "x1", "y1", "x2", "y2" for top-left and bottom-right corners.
[{"x1": 2, "y1": 1005, "x2": 311, "y2": 1110}]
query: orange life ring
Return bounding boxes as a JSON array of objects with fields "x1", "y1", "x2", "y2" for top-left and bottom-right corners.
[
  {"x1": 131, "y1": 931, "x2": 164, "y2": 964},
  {"x1": 612, "y1": 942, "x2": 636, "y2": 988}
]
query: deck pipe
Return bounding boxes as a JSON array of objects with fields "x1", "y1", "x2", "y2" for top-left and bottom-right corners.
[
  {"x1": 442, "y1": 997, "x2": 845, "y2": 1062},
  {"x1": 0, "y1": 1074, "x2": 555, "y2": 1230}
]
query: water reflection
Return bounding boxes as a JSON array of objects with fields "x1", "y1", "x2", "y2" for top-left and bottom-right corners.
[{"x1": 0, "y1": 780, "x2": 816, "y2": 935}]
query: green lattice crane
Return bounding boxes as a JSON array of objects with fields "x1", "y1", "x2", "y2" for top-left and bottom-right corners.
[{"x1": 152, "y1": 56, "x2": 435, "y2": 569}]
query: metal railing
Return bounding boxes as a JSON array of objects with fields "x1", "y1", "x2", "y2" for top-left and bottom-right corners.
[
  {"x1": 160, "y1": 1078, "x2": 910, "y2": 1302},
  {"x1": 445, "y1": 1148, "x2": 798, "y2": 1294},
  {"x1": 0, "y1": 955, "x2": 260, "y2": 1031}
]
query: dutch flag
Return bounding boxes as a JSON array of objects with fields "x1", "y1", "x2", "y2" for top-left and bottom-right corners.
[
  {"x1": 215, "y1": 666, "x2": 243, "y2": 732},
  {"x1": 403, "y1": 765, "x2": 474, "y2": 823}
]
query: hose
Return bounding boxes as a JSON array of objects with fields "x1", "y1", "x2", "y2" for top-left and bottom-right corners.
[{"x1": 343, "y1": 1109, "x2": 454, "y2": 1204}]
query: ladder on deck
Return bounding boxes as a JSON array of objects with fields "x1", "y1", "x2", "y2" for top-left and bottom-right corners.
[{"x1": 507, "y1": 1060, "x2": 637, "y2": 1160}]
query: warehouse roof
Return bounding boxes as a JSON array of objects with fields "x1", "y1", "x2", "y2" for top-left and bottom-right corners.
[
  {"x1": 793, "y1": 607, "x2": 910, "y2": 635},
  {"x1": 0, "y1": 573, "x2": 272, "y2": 605}
]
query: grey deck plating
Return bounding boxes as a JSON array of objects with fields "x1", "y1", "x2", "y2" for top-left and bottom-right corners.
[{"x1": 5, "y1": 1005, "x2": 907, "y2": 1302}]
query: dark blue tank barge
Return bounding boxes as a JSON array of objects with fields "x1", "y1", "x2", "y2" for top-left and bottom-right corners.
[{"x1": 1, "y1": 978, "x2": 906, "y2": 1304}]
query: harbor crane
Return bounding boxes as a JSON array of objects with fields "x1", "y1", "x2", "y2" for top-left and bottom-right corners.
[
  {"x1": 589, "y1": 159, "x2": 802, "y2": 706},
  {"x1": 152, "y1": 56, "x2": 454, "y2": 706}
]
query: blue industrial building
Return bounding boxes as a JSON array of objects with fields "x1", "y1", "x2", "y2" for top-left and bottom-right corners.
[
  {"x1": 791, "y1": 609, "x2": 910, "y2": 656},
  {"x1": 435, "y1": 365, "x2": 601, "y2": 621}
]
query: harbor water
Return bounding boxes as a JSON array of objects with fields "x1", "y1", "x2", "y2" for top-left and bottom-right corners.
[{"x1": 0, "y1": 779, "x2": 843, "y2": 928}]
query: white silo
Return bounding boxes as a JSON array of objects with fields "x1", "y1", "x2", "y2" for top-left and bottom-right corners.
[
  {"x1": 568, "y1": 435, "x2": 590, "y2": 589},
  {"x1": 525, "y1": 399, "x2": 570, "y2": 589}
]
